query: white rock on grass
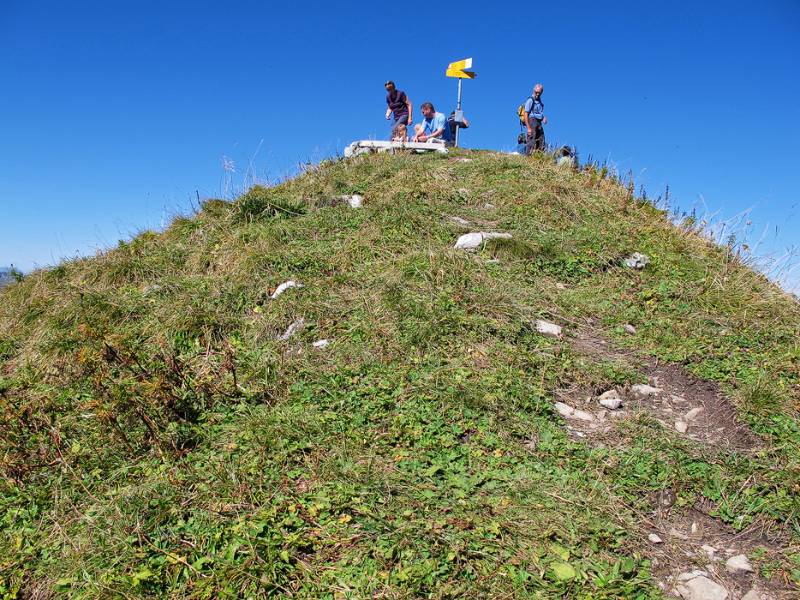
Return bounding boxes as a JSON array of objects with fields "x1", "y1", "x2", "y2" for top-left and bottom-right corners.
[
  {"x1": 454, "y1": 231, "x2": 512, "y2": 251},
  {"x1": 675, "y1": 420, "x2": 689, "y2": 434},
  {"x1": 343, "y1": 194, "x2": 363, "y2": 208},
  {"x1": 277, "y1": 318, "x2": 305, "y2": 341},
  {"x1": 648, "y1": 533, "x2": 663, "y2": 544},
  {"x1": 554, "y1": 402, "x2": 594, "y2": 422},
  {"x1": 623, "y1": 324, "x2": 637, "y2": 334},
  {"x1": 535, "y1": 320, "x2": 563, "y2": 338},
  {"x1": 598, "y1": 390, "x2": 623, "y2": 410},
  {"x1": 448, "y1": 216, "x2": 471, "y2": 226},
  {"x1": 270, "y1": 280, "x2": 304, "y2": 299},
  {"x1": 675, "y1": 572, "x2": 728, "y2": 600},
  {"x1": 725, "y1": 554, "x2": 753, "y2": 574},
  {"x1": 312, "y1": 339, "x2": 330, "y2": 349},
  {"x1": 685, "y1": 407, "x2": 704, "y2": 421},
  {"x1": 631, "y1": 383, "x2": 663, "y2": 396},
  {"x1": 623, "y1": 252, "x2": 650, "y2": 269}
]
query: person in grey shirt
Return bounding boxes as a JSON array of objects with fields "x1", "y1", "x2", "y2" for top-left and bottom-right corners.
[{"x1": 524, "y1": 83, "x2": 547, "y2": 154}]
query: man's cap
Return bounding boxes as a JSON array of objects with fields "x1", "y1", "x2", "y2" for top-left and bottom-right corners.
[{"x1": 385, "y1": 80, "x2": 395, "y2": 87}]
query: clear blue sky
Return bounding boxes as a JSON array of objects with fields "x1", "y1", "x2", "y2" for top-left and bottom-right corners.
[{"x1": 2, "y1": 1, "x2": 799, "y2": 289}]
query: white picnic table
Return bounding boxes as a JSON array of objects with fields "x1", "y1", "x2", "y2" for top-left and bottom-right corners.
[{"x1": 344, "y1": 139, "x2": 448, "y2": 158}]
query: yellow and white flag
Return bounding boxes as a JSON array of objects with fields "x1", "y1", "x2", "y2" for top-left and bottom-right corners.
[{"x1": 446, "y1": 58, "x2": 476, "y2": 79}]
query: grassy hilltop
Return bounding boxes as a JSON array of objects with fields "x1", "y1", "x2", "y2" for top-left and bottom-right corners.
[{"x1": 0, "y1": 151, "x2": 798, "y2": 598}]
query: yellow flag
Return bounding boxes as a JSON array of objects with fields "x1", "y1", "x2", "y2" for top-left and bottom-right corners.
[{"x1": 446, "y1": 58, "x2": 476, "y2": 79}]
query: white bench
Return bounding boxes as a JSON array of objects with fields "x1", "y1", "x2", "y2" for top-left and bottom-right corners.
[{"x1": 344, "y1": 139, "x2": 448, "y2": 158}]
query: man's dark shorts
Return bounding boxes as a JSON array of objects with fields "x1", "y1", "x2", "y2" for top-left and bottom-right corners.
[{"x1": 390, "y1": 114, "x2": 410, "y2": 139}]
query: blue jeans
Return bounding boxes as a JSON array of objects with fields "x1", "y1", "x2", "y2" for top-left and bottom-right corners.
[{"x1": 390, "y1": 114, "x2": 410, "y2": 139}]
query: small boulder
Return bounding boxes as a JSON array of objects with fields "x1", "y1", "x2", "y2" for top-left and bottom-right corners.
[
  {"x1": 553, "y1": 402, "x2": 594, "y2": 422},
  {"x1": 344, "y1": 194, "x2": 364, "y2": 208},
  {"x1": 623, "y1": 323, "x2": 637, "y2": 334},
  {"x1": 623, "y1": 252, "x2": 650, "y2": 269},
  {"x1": 675, "y1": 574, "x2": 728, "y2": 600},
  {"x1": 725, "y1": 554, "x2": 753, "y2": 574},
  {"x1": 312, "y1": 339, "x2": 330, "y2": 349},
  {"x1": 685, "y1": 407, "x2": 704, "y2": 421},
  {"x1": 648, "y1": 533, "x2": 663, "y2": 544},
  {"x1": 271, "y1": 280, "x2": 304, "y2": 299},
  {"x1": 535, "y1": 320, "x2": 562, "y2": 338},
  {"x1": 454, "y1": 231, "x2": 512, "y2": 251},
  {"x1": 598, "y1": 390, "x2": 623, "y2": 410},
  {"x1": 277, "y1": 318, "x2": 305, "y2": 341},
  {"x1": 675, "y1": 420, "x2": 689, "y2": 434},
  {"x1": 631, "y1": 383, "x2": 663, "y2": 396}
]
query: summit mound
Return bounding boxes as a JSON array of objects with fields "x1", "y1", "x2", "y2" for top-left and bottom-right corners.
[{"x1": 1, "y1": 151, "x2": 798, "y2": 598}]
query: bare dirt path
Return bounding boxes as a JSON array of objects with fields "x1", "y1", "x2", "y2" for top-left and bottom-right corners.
[{"x1": 551, "y1": 320, "x2": 794, "y2": 599}]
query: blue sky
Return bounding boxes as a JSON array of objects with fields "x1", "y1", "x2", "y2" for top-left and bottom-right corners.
[{"x1": 2, "y1": 1, "x2": 799, "y2": 289}]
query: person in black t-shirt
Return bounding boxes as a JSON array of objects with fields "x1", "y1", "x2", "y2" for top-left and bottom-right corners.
[{"x1": 384, "y1": 80, "x2": 413, "y2": 140}]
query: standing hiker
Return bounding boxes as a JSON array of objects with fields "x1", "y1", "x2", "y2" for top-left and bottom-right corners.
[
  {"x1": 385, "y1": 81, "x2": 413, "y2": 140},
  {"x1": 523, "y1": 83, "x2": 547, "y2": 154}
]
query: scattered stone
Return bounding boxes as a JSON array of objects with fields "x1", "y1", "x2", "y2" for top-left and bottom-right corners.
[
  {"x1": 555, "y1": 282, "x2": 567, "y2": 290},
  {"x1": 623, "y1": 323, "x2": 637, "y2": 334},
  {"x1": 554, "y1": 402, "x2": 574, "y2": 418},
  {"x1": 685, "y1": 407, "x2": 704, "y2": 421},
  {"x1": 448, "y1": 216, "x2": 471, "y2": 226},
  {"x1": 553, "y1": 402, "x2": 594, "y2": 422},
  {"x1": 277, "y1": 318, "x2": 305, "y2": 341},
  {"x1": 312, "y1": 339, "x2": 330, "y2": 349},
  {"x1": 572, "y1": 409, "x2": 595, "y2": 422},
  {"x1": 454, "y1": 231, "x2": 512, "y2": 251},
  {"x1": 675, "y1": 572, "x2": 728, "y2": 600},
  {"x1": 337, "y1": 194, "x2": 363, "y2": 208},
  {"x1": 675, "y1": 420, "x2": 689, "y2": 434},
  {"x1": 669, "y1": 527, "x2": 689, "y2": 540},
  {"x1": 598, "y1": 390, "x2": 623, "y2": 410},
  {"x1": 690, "y1": 521, "x2": 700, "y2": 536},
  {"x1": 483, "y1": 203, "x2": 495, "y2": 209},
  {"x1": 271, "y1": 280, "x2": 304, "y2": 299},
  {"x1": 535, "y1": 320, "x2": 563, "y2": 338},
  {"x1": 671, "y1": 394, "x2": 688, "y2": 403},
  {"x1": 456, "y1": 158, "x2": 473, "y2": 163},
  {"x1": 631, "y1": 383, "x2": 663, "y2": 396},
  {"x1": 648, "y1": 533, "x2": 663, "y2": 544},
  {"x1": 725, "y1": 554, "x2": 753, "y2": 574},
  {"x1": 701, "y1": 545, "x2": 718, "y2": 559},
  {"x1": 623, "y1": 252, "x2": 650, "y2": 269}
]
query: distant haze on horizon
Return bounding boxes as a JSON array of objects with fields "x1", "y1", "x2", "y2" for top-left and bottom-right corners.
[{"x1": 1, "y1": 0, "x2": 798, "y2": 291}]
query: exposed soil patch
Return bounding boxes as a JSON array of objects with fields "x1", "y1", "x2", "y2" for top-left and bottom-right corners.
[
  {"x1": 550, "y1": 322, "x2": 796, "y2": 598},
  {"x1": 642, "y1": 509, "x2": 792, "y2": 599},
  {"x1": 559, "y1": 326, "x2": 760, "y2": 454}
]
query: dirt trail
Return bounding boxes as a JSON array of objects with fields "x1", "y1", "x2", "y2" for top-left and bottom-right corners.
[{"x1": 554, "y1": 321, "x2": 794, "y2": 599}]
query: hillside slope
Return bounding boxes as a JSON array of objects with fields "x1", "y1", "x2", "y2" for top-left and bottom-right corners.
[{"x1": 1, "y1": 151, "x2": 798, "y2": 598}]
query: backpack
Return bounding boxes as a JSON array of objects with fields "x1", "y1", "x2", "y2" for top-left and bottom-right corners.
[{"x1": 517, "y1": 96, "x2": 533, "y2": 125}]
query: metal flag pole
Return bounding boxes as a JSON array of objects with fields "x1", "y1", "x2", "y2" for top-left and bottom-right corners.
[
  {"x1": 455, "y1": 78, "x2": 463, "y2": 147},
  {"x1": 445, "y1": 58, "x2": 475, "y2": 148}
]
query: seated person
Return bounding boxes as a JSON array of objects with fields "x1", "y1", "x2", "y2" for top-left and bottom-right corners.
[
  {"x1": 413, "y1": 102, "x2": 446, "y2": 143},
  {"x1": 443, "y1": 111, "x2": 469, "y2": 147},
  {"x1": 392, "y1": 122, "x2": 408, "y2": 142}
]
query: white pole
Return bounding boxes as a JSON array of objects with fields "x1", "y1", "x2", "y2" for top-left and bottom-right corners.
[{"x1": 455, "y1": 78, "x2": 463, "y2": 147}]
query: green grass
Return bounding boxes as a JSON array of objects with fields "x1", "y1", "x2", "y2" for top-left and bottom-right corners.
[{"x1": 0, "y1": 150, "x2": 798, "y2": 597}]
